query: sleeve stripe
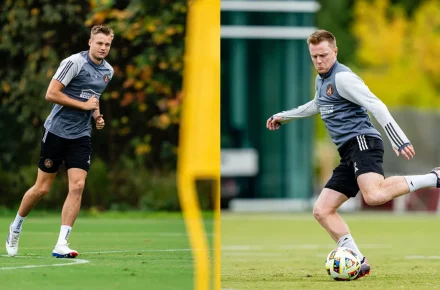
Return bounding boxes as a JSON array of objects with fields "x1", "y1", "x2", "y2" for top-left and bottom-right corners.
[
  {"x1": 385, "y1": 124, "x2": 403, "y2": 147},
  {"x1": 389, "y1": 123, "x2": 405, "y2": 145},
  {"x1": 56, "y1": 60, "x2": 73, "y2": 82}
]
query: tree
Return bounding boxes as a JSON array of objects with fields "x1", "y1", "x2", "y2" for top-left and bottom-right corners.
[{"x1": 352, "y1": 0, "x2": 440, "y2": 108}]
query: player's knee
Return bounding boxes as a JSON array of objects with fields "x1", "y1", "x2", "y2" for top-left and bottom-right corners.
[
  {"x1": 363, "y1": 193, "x2": 384, "y2": 206},
  {"x1": 34, "y1": 185, "x2": 50, "y2": 196},
  {"x1": 313, "y1": 205, "x2": 333, "y2": 222},
  {"x1": 70, "y1": 180, "x2": 85, "y2": 194}
]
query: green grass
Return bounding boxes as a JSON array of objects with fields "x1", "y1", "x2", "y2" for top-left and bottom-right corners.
[
  {"x1": 0, "y1": 212, "x2": 214, "y2": 290},
  {"x1": 221, "y1": 212, "x2": 440, "y2": 290}
]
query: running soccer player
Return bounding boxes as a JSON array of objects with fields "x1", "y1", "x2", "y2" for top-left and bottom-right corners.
[
  {"x1": 266, "y1": 30, "x2": 440, "y2": 279},
  {"x1": 6, "y1": 25, "x2": 114, "y2": 258}
]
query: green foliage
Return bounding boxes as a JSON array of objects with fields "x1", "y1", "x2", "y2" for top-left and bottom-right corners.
[
  {"x1": 0, "y1": 0, "x2": 188, "y2": 210},
  {"x1": 353, "y1": 0, "x2": 440, "y2": 108}
]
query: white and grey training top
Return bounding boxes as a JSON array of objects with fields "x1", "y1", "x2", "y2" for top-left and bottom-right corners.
[
  {"x1": 44, "y1": 51, "x2": 114, "y2": 139},
  {"x1": 274, "y1": 61, "x2": 410, "y2": 150}
]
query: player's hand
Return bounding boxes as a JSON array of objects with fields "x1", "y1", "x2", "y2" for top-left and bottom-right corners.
[
  {"x1": 266, "y1": 116, "x2": 282, "y2": 130},
  {"x1": 95, "y1": 114, "x2": 105, "y2": 130},
  {"x1": 83, "y1": 96, "x2": 99, "y2": 111},
  {"x1": 393, "y1": 144, "x2": 415, "y2": 160}
]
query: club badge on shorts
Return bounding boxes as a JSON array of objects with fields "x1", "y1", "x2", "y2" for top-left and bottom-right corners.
[
  {"x1": 326, "y1": 84, "x2": 333, "y2": 96},
  {"x1": 44, "y1": 158, "x2": 53, "y2": 168}
]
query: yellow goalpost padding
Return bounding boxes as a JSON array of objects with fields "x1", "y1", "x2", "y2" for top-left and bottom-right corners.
[{"x1": 177, "y1": 0, "x2": 220, "y2": 289}]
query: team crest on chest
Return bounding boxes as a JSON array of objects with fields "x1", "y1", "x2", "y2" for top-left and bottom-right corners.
[
  {"x1": 326, "y1": 84, "x2": 333, "y2": 96},
  {"x1": 103, "y1": 74, "x2": 109, "y2": 83}
]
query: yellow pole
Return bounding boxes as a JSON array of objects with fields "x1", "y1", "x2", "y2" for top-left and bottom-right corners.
[{"x1": 177, "y1": 0, "x2": 220, "y2": 289}]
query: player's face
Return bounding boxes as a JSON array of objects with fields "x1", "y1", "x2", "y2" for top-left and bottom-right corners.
[
  {"x1": 88, "y1": 33, "x2": 113, "y2": 63},
  {"x1": 309, "y1": 41, "x2": 338, "y2": 74}
]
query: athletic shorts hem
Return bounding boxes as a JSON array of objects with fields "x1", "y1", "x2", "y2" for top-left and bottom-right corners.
[
  {"x1": 324, "y1": 185, "x2": 359, "y2": 198},
  {"x1": 355, "y1": 169, "x2": 385, "y2": 179},
  {"x1": 38, "y1": 163, "x2": 59, "y2": 174}
]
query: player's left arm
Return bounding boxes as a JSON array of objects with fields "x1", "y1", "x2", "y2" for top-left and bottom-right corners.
[{"x1": 335, "y1": 71, "x2": 415, "y2": 160}]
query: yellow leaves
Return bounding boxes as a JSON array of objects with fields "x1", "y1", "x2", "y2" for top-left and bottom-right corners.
[
  {"x1": 353, "y1": 0, "x2": 406, "y2": 66},
  {"x1": 46, "y1": 68, "x2": 54, "y2": 78},
  {"x1": 146, "y1": 24, "x2": 156, "y2": 33},
  {"x1": 134, "y1": 81, "x2": 144, "y2": 90},
  {"x1": 126, "y1": 64, "x2": 135, "y2": 75},
  {"x1": 135, "y1": 144, "x2": 151, "y2": 156},
  {"x1": 158, "y1": 113, "x2": 171, "y2": 129},
  {"x1": 139, "y1": 103, "x2": 148, "y2": 112},
  {"x1": 120, "y1": 92, "x2": 134, "y2": 106},
  {"x1": 111, "y1": 91, "x2": 120, "y2": 99},
  {"x1": 152, "y1": 34, "x2": 166, "y2": 45},
  {"x1": 140, "y1": 66, "x2": 152, "y2": 81},
  {"x1": 119, "y1": 127, "x2": 131, "y2": 136},
  {"x1": 165, "y1": 27, "x2": 176, "y2": 36},
  {"x1": 121, "y1": 116, "x2": 129, "y2": 124},
  {"x1": 30, "y1": 8, "x2": 39, "y2": 16},
  {"x1": 90, "y1": 11, "x2": 108, "y2": 24},
  {"x1": 158, "y1": 61, "x2": 169, "y2": 70},
  {"x1": 353, "y1": 0, "x2": 440, "y2": 108},
  {"x1": 3, "y1": 83, "x2": 11, "y2": 93},
  {"x1": 411, "y1": 1, "x2": 440, "y2": 80},
  {"x1": 123, "y1": 79, "x2": 134, "y2": 88},
  {"x1": 108, "y1": 9, "x2": 132, "y2": 20}
]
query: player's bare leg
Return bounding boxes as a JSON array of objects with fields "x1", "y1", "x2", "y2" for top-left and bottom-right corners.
[
  {"x1": 6, "y1": 169, "x2": 57, "y2": 256},
  {"x1": 313, "y1": 188, "x2": 350, "y2": 242},
  {"x1": 357, "y1": 170, "x2": 439, "y2": 206},
  {"x1": 52, "y1": 168, "x2": 87, "y2": 258},
  {"x1": 313, "y1": 188, "x2": 370, "y2": 278}
]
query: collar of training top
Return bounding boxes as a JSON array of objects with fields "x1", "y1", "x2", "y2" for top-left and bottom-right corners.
[{"x1": 318, "y1": 60, "x2": 339, "y2": 79}]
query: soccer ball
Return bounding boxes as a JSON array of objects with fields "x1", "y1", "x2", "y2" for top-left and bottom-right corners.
[{"x1": 325, "y1": 247, "x2": 361, "y2": 281}]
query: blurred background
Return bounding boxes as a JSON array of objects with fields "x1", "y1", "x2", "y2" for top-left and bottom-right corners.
[
  {"x1": 220, "y1": 0, "x2": 440, "y2": 214},
  {"x1": 0, "y1": 0, "x2": 210, "y2": 213}
]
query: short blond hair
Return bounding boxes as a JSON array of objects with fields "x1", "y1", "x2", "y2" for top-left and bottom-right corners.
[
  {"x1": 307, "y1": 30, "x2": 336, "y2": 48},
  {"x1": 90, "y1": 25, "x2": 114, "y2": 39}
]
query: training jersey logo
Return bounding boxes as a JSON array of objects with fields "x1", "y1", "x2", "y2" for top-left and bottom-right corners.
[
  {"x1": 79, "y1": 89, "x2": 101, "y2": 100},
  {"x1": 319, "y1": 105, "x2": 334, "y2": 115},
  {"x1": 104, "y1": 74, "x2": 109, "y2": 83},
  {"x1": 326, "y1": 84, "x2": 333, "y2": 96}
]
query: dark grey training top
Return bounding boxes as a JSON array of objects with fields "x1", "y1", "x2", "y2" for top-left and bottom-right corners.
[
  {"x1": 274, "y1": 61, "x2": 410, "y2": 150},
  {"x1": 44, "y1": 51, "x2": 113, "y2": 139}
]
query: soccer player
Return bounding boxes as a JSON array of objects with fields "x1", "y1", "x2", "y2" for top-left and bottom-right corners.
[
  {"x1": 266, "y1": 30, "x2": 440, "y2": 279},
  {"x1": 6, "y1": 25, "x2": 114, "y2": 258}
]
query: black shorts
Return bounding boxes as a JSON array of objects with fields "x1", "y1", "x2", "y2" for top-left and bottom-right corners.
[
  {"x1": 325, "y1": 135, "x2": 384, "y2": 198},
  {"x1": 38, "y1": 128, "x2": 92, "y2": 173}
]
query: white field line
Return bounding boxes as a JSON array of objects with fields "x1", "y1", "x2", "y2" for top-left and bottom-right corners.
[
  {"x1": 0, "y1": 259, "x2": 89, "y2": 270},
  {"x1": 24, "y1": 232, "x2": 214, "y2": 237},
  {"x1": 221, "y1": 244, "x2": 392, "y2": 251},
  {"x1": 405, "y1": 255, "x2": 440, "y2": 259}
]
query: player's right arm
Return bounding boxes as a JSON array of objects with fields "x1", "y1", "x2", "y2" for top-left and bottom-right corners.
[
  {"x1": 45, "y1": 79, "x2": 98, "y2": 111},
  {"x1": 45, "y1": 55, "x2": 98, "y2": 111},
  {"x1": 266, "y1": 92, "x2": 319, "y2": 130}
]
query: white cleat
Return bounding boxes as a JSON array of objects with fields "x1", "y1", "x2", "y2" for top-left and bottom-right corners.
[
  {"x1": 6, "y1": 226, "x2": 20, "y2": 257},
  {"x1": 52, "y1": 243, "x2": 78, "y2": 258}
]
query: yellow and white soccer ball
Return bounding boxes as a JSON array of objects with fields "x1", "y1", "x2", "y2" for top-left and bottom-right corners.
[{"x1": 325, "y1": 247, "x2": 361, "y2": 281}]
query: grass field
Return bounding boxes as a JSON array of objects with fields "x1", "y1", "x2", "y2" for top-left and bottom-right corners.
[
  {"x1": 0, "y1": 212, "x2": 214, "y2": 290},
  {"x1": 221, "y1": 212, "x2": 440, "y2": 290}
]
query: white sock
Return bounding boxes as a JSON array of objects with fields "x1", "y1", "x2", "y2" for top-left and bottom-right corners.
[
  {"x1": 11, "y1": 213, "x2": 26, "y2": 232},
  {"x1": 57, "y1": 225, "x2": 72, "y2": 245},
  {"x1": 337, "y1": 234, "x2": 364, "y2": 261},
  {"x1": 404, "y1": 174, "x2": 437, "y2": 193}
]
